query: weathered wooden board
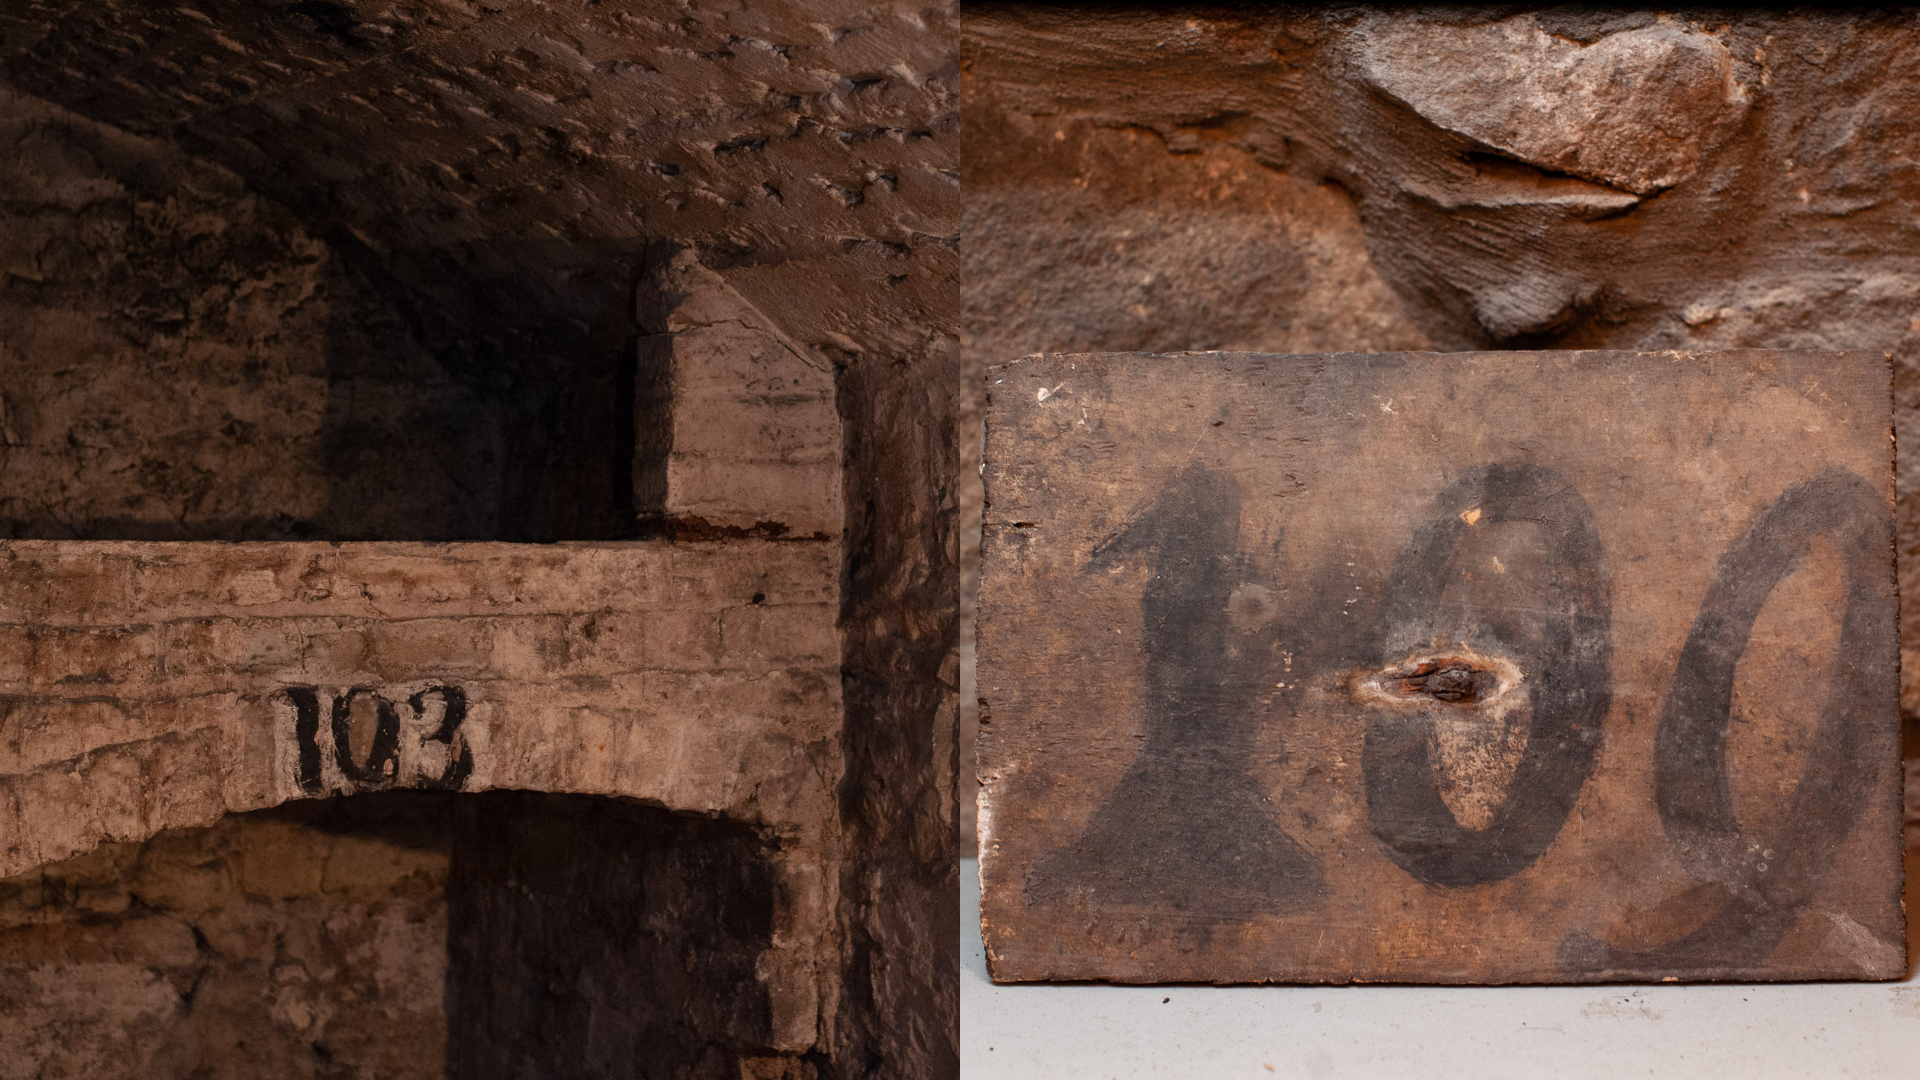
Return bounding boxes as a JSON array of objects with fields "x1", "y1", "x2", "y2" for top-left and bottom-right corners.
[{"x1": 977, "y1": 350, "x2": 1901, "y2": 984}]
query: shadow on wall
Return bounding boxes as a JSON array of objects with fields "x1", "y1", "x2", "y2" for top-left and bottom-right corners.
[
  {"x1": 317, "y1": 234, "x2": 653, "y2": 544},
  {"x1": 0, "y1": 86, "x2": 648, "y2": 544},
  {"x1": 0, "y1": 791, "x2": 786, "y2": 1080}
]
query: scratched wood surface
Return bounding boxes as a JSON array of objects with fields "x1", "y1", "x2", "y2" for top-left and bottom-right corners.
[{"x1": 977, "y1": 350, "x2": 1901, "y2": 984}]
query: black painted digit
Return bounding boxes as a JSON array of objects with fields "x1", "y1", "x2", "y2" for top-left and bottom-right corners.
[
  {"x1": 1363, "y1": 463, "x2": 1613, "y2": 887},
  {"x1": 1027, "y1": 463, "x2": 1324, "y2": 917},
  {"x1": 284, "y1": 685, "x2": 325, "y2": 795},
  {"x1": 411, "y1": 685, "x2": 475, "y2": 790},
  {"x1": 331, "y1": 686, "x2": 402, "y2": 784},
  {"x1": 1586, "y1": 467, "x2": 1895, "y2": 968}
]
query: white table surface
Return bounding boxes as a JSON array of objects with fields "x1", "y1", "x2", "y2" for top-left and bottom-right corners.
[{"x1": 962, "y1": 855, "x2": 1920, "y2": 1079}]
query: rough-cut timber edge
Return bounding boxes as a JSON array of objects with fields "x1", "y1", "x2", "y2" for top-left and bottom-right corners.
[
  {"x1": 0, "y1": 537, "x2": 843, "y2": 1051},
  {"x1": 977, "y1": 349, "x2": 1901, "y2": 986}
]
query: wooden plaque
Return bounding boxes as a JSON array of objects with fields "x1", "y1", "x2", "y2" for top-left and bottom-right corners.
[{"x1": 977, "y1": 350, "x2": 1901, "y2": 984}]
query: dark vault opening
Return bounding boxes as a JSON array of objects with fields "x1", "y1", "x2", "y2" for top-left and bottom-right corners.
[{"x1": 0, "y1": 791, "x2": 784, "y2": 1080}]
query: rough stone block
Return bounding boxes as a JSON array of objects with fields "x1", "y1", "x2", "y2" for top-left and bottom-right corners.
[
  {"x1": 1357, "y1": 15, "x2": 1748, "y2": 195},
  {"x1": 979, "y1": 349, "x2": 1901, "y2": 984},
  {"x1": 634, "y1": 250, "x2": 843, "y2": 539}
]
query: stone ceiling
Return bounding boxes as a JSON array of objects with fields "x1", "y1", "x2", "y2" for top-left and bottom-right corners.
[{"x1": 0, "y1": 0, "x2": 958, "y2": 364}]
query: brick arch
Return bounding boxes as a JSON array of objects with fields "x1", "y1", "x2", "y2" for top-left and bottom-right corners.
[{"x1": 0, "y1": 541, "x2": 839, "y2": 873}]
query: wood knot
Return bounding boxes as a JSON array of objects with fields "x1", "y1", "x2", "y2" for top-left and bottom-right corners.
[
  {"x1": 1394, "y1": 659, "x2": 1499, "y2": 705},
  {"x1": 1352, "y1": 650, "x2": 1523, "y2": 712}
]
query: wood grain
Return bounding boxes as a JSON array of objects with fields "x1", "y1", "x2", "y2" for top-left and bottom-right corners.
[{"x1": 978, "y1": 350, "x2": 1902, "y2": 983}]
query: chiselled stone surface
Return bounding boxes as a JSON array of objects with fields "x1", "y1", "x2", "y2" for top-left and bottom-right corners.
[
  {"x1": 0, "y1": 86, "x2": 501, "y2": 542},
  {"x1": 979, "y1": 349, "x2": 1900, "y2": 984},
  {"x1": 0, "y1": 540, "x2": 841, "y2": 876},
  {"x1": 0, "y1": 539, "x2": 845, "y2": 1068},
  {"x1": 1, "y1": 789, "x2": 809, "y2": 1080},
  {"x1": 635, "y1": 250, "x2": 843, "y2": 539},
  {"x1": 0, "y1": 797, "x2": 452, "y2": 1080},
  {"x1": 0, "y1": 0, "x2": 958, "y2": 381}
]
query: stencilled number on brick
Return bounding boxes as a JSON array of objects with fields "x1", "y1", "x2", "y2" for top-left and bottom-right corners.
[{"x1": 279, "y1": 683, "x2": 476, "y2": 795}]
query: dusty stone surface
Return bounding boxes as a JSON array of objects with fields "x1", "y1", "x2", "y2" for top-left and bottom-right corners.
[
  {"x1": 963, "y1": 7, "x2": 1920, "y2": 855},
  {"x1": 1358, "y1": 15, "x2": 1748, "y2": 196},
  {"x1": 963, "y1": 6, "x2": 1920, "y2": 380},
  {"x1": 835, "y1": 326, "x2": 961, "y2": 1072},
  {"x1": 0, "y1": 0, "x2": 957, "y2": 480},
  {"x1": 0, "y1": 539, "x2": 842, "y2": 1069},
  {"x1": 963, "y1": 117, "x2": 1432, "y2": 368},
  {"x1": 0, "y1": 540, "x2": 840, "y2": 866},
  {"x1": 2, "y1": 789, "x2": 798, "y2": 1080}
]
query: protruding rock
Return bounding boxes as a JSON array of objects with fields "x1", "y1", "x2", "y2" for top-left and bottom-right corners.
[{"x1": 1359, "y1": 15, "x2": 1748, "y2": 195}]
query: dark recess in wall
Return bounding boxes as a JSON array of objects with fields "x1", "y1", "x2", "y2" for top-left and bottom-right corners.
[
  {"x1": 309, "y1": 234, "x2": 648, "y2": 543},
  {"x1": 0, "y1": 790, "x2": 782, "y2": 1079},
  {"x1": 446, "y1": 791, "x2": 782, "y2": 1080}
]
